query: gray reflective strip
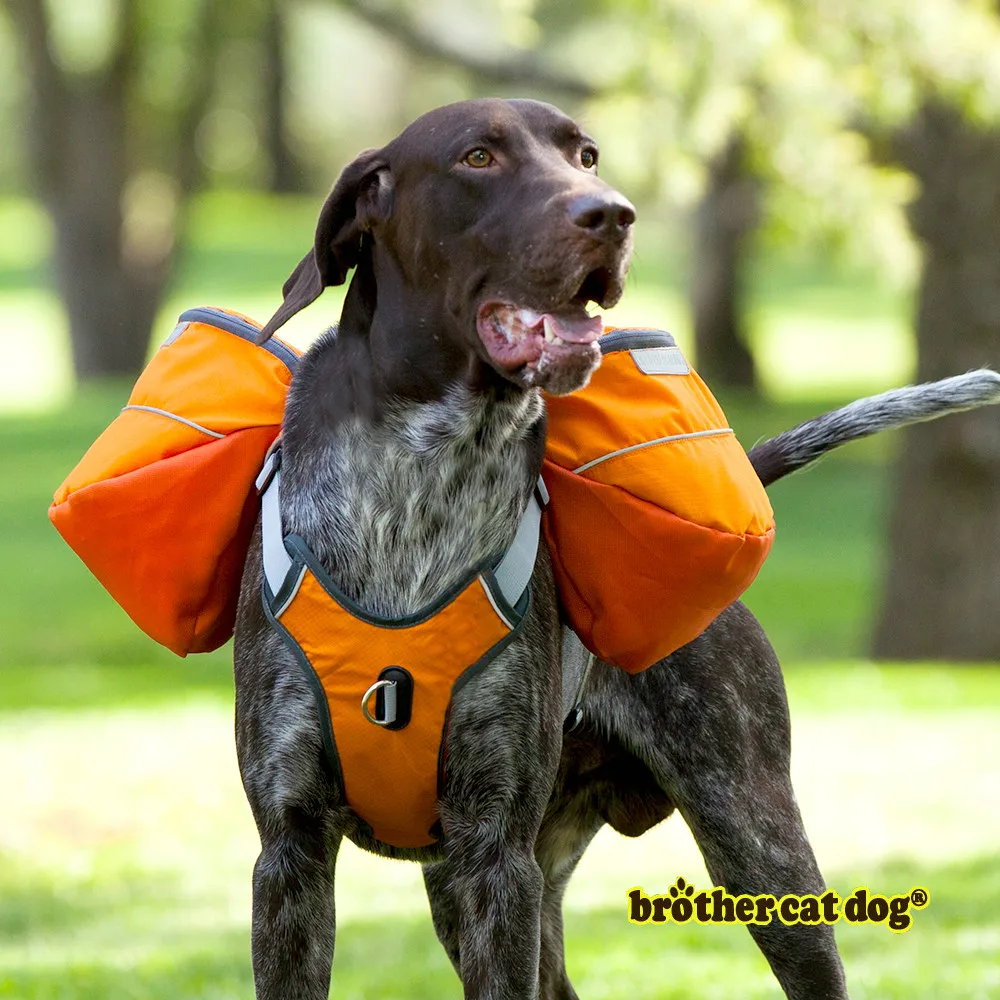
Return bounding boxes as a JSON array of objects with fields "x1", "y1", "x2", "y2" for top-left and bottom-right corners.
[
  {"x1": 536, "y1": 474, "x2": 549, "y2": 506},
  {"x1": 255, "y1": 450, "x2": 278, "y2": 491},
  {"x1": 260, "y1": 464, "x2": 295, "y2": 599},
  {"x1": 491, "y1": 493, "x2": 542, "y2": 608},
  {"x1": 573, "y1": 427, "x2": 734, "y2": 475},
  {"x1": 599, "y1": 328, "x2": 677, "y2": 353},
  {"x1": 121, "y1": 404, "x2": 225, "y2": 439},
  {"x1": 478, "y1": 575, "x2": 515, "y2": 631},
  {"x1": 630, "y1": 346, "x2": 690, "y2": 375},
  {"x1": 163, "y1": 321, "x2": 190, "y2": 347},
  {"x1": 273, "y1": 563, "x2": 307, "y2": 618}
]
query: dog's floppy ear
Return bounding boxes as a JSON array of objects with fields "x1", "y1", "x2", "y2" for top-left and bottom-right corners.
[{"x1": 257, "y1": 148, "x2": 392, "y2": 342}]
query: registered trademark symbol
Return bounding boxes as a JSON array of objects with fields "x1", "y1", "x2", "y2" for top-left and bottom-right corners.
[{"x1": 909, "y1": 888, "x2": 929, "y2": 908}]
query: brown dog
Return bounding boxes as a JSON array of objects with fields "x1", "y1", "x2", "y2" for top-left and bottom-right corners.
[{"x1": 234, "y1": 97, "x2": 1000, "y2": 999}]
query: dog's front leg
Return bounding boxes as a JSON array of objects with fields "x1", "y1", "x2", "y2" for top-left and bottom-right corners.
[
  {"x1": 250, "y1": 814, "x2": 342, "y2": 999},
  {"x1": 426, "y1": 835, "x2": 570, "y2": 998},
  {"x1": 434, "y1": 628, "x2": 562, "y2": 999},
  {"x1": 424, "y1": 818, "x2": 589, "y2": 1000},
  {"x1": 235, "y1": 591, "x2": 347, "y2": 1000},
  {"x1": 438, "y1": 818, "x2": 546, "y2": 998}
]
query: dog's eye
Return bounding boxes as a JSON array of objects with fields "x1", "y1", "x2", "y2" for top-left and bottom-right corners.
[
  {"x1": 581, "y1": 148, "x2": 598, "y2": 170},
  {"x1": 464, "y1": 148, "x2": 494, "y2": 168}
]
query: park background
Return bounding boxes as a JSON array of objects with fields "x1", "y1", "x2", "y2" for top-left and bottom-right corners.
[{"x1": 1, "y1": 0, "x2": 999, "y2": 996}]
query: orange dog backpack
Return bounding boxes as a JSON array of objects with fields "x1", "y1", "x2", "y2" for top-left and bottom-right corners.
[
  {"x1": 49, "y1": 312, "x2": 772, "y2": 671},
  {"x1": 542, "y1": 329, "x2": 774, "y2": 673},
  {"x1": 48, "y1": 307, "x2": 299, "y2": 655}
]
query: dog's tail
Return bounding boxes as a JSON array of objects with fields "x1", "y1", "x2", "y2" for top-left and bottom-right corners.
[{"x1": 747, "y1": 370, "x2": 1000, "y2": 487}]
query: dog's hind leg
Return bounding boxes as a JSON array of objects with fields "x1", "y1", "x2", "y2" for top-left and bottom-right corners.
[{"x1": 586, "y1": 601, "x2": 850, "y2": 1000}]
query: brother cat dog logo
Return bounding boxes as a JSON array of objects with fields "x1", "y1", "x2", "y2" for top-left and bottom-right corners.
[{"x1": 627, "y1": 878, "x2": 929, "y2": 933}]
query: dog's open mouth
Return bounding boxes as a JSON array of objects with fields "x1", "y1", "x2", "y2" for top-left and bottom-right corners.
[
  {"x1": 477, "y1": 303, "x2": 603, "y2": 369},
  {"x1": 475, "y1": 268, "x2": 620, "y2": 391}
]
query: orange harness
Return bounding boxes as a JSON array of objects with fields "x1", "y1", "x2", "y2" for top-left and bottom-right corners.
[{"x1": 256, "y1": 450, "x2": 542, "y2": 848}]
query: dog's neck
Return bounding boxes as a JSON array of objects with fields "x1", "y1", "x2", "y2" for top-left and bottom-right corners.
[{"x1": 280, "y1": 327, "x2": 545, "y2": 619}]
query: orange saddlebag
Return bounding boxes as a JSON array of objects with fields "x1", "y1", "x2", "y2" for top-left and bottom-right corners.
[
  {"x1": 48, "y1": 307, "x2": 299, "y2": 655},
  {"x1": 50, "y1": 316, "x2": 770, "y2": 673},
  {"x1": 542, "y1": 329, "x2": 775, "y2": 673}
]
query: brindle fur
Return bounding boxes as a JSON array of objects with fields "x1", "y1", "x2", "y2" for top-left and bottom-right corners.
[{"x1": 234, "y1": 97, "x2": 1000, "y2": 1000}]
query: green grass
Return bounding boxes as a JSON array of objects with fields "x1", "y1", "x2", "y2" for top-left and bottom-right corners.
[
  {"x1": 1, "y1": 669, "x2": 997, "y2": 999},
  {"x1": 4, "y1": 859, "x2": 995, "y2": 999}
]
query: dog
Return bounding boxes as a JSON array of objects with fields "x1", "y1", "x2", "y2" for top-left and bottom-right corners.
[{"x1": 233, "y1": 97, "x2": 1000, "y2": 999}]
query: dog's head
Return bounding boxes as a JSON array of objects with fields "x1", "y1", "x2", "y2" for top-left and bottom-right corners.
[{"x1": 259, "y1": 98, "x2": 634, "y2": 396}]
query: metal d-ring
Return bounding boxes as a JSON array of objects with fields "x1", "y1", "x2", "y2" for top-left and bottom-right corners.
[{"x1": 361, "y1": 678, "x2": 397, "y2": 726}]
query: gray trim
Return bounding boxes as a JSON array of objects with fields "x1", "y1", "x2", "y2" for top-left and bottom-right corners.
[
  {"x1": 258, "y1": 449, "x2": 537, "y2": 630},
  {"x1": 572, "y1": 427, "x2": 734, "y2": 475},
  {"x1": 560, "y1": 628, "x2": 590, "y2": 719},
  {"x1": 490, "y1": 495, "x2": 541, "y2": 610},
  {"x1": 120, "y1": 404, "x2": 225, "y2": 440},
  {"x1": 477, "y1": 575, "x2": 514, "y2": 630},
  {"x1": 630, "y1": 346, "x2": 690, "y2": 375},
  {"x1": 284, "y1": 533, "x2": 519, "y2": 629},
  {"x1": 162, "y1": 321, "x2": 190, "y2": 347},
  {"x1": 273, "y1": 564, "x2": 307, "y2": 619},
  {"x1": 449, "y1": 589, "x2": 533, "y2": 699},
  {"x1": 259, "y1": 459, "x2": 296, "y2": 598},
  {"x1": 177, "y1": 306, "x2": 300, "y2": 373},
  {"x1": 535, "y1": 474, "x2": 550, "y2": 506}
]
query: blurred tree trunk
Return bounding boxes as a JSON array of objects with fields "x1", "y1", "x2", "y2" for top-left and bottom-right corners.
[
  {"x1": 873, "y1": 100, "x2": 1000, "y2": 659},
  {"x1": 690, "y1": 131, "x2": 760, "y2": 390},
  {"x1": 5, "y1": 0, "x2": 217, "y2": 378},
  {"x1": 262, "y1": 0, "x2": 305, "y2": 193}
]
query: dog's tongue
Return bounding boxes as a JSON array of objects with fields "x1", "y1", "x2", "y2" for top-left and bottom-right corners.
[{"x1": 540, "y1": 312, "x2": 603, "y2": 344}]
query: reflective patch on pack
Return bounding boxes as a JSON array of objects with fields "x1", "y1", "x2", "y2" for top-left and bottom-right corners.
[
  {"x1": 630, "y1": 346, "x2": 690, "y2": 375},
  {"x1": 162, "y1": 321, "x2": 190, "y2": 347}
]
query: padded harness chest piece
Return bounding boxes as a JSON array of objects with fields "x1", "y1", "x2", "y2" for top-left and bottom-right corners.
[{"x1": 257, "y1": 449, "x2": 541, "y2": 849}]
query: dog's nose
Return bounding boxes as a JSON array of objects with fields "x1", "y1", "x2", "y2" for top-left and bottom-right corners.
[{"x1": 569, "y1": 193, "x2": 636, "y2": 236}]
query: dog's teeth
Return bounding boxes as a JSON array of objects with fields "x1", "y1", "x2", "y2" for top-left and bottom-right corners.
[{"x1": 541, "y1": 317, "x2": 567, "y2": 347}]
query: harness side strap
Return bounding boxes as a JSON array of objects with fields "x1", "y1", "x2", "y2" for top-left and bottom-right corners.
[
  {"x1": 257, "y1": 451, "x2": 294, "y2": 599},
  {"x1": 491, "y1": 479, "x2": 545, "y2": 609}
]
